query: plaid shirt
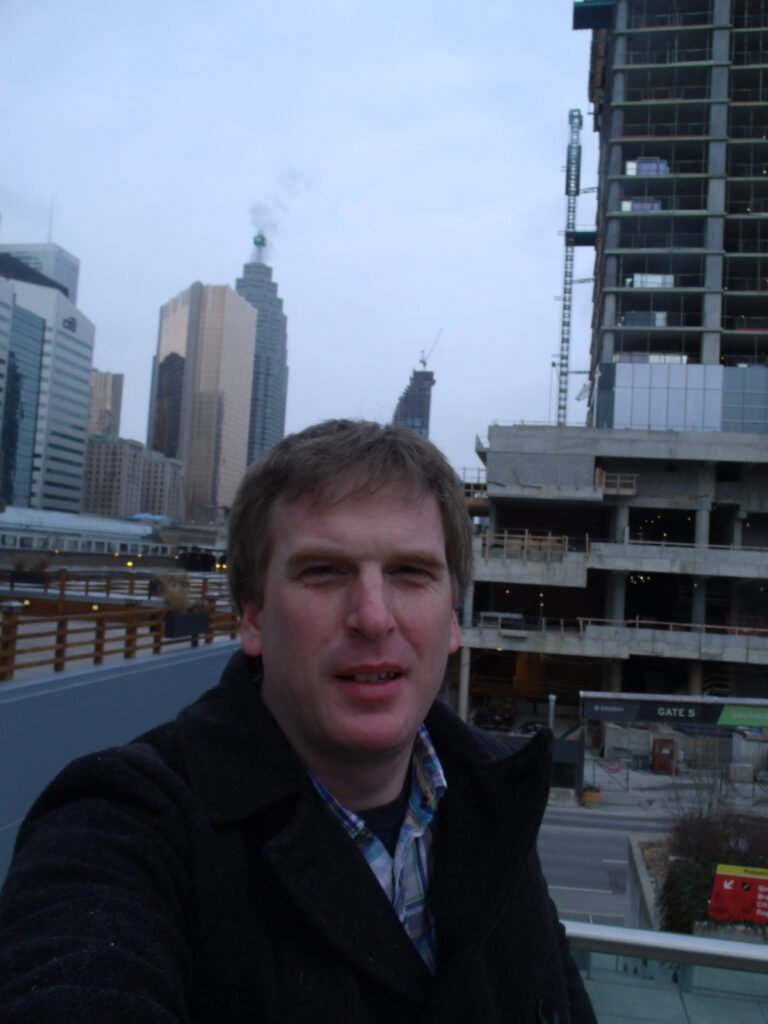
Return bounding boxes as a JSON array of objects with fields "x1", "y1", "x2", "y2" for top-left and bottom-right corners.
[{"x1": 309, "y1": 725, "x2": 447, "y2": 972}]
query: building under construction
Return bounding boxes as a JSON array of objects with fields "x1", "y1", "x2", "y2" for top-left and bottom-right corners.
[
  {"x1": 392, "y1": 369, "x2": 435, "y2": 438},
  {"x1": 456, "y1": 0, "x2": 768, "y2": 721}
]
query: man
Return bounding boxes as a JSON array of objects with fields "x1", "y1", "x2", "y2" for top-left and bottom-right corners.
[{"x1": 0, "y1": 420, "x2": 596, "y2": 1023}]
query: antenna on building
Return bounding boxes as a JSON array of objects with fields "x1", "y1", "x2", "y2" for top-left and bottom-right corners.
[
  {"x1": 47, "y1": 195, "x2": 56, "y2": 243},
  {"x1": 253, "y1": 233, "x2": 267, "y2": 263},
  {"x1": 419, "y1": 327, "x2": 443, "y2": 369}
]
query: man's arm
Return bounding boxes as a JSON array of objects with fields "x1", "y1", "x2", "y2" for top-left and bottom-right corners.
[{"x1": 0, "y1": 746, "x2": 194, "y2": 1023}]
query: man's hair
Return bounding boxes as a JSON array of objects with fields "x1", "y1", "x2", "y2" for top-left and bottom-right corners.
[{"x1": 227, "y1": 419, "x2": 473, "y2": 613}]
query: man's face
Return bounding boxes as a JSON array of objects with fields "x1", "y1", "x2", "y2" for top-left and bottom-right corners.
[{"x1": 240, "y1": 484, "x2": 461, "y2": 787}]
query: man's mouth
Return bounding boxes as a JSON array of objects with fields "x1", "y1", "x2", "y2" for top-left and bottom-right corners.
[{"x1": 346, "y1": 672, "x2": 400, "y2": 683}]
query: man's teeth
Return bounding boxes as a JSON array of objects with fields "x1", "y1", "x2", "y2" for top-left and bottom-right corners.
[{"x1": 350, "y1": 672, "x2": 398, "y2": 682}]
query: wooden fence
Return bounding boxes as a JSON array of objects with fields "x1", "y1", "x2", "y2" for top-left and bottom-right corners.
[{"x1": 0, "y1": 604, "x2": 240, "y2": 682}]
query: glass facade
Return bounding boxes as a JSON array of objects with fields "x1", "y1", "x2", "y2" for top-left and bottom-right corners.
[
  {"x1": 392, "y1": 369, "x2": 435, "y2": 438},
  {"x1": 235, "y1": 255, "x2": 288, "y2": 463},
  {"x1": 0, "y1": 304, "x2": 45, "y2": 505},
  {"x1": 148, "y1": 283, "x2": 256, "y2": 523},
  {"x1": 0, "y1": 279, "x2": 93, "y2": 513}
]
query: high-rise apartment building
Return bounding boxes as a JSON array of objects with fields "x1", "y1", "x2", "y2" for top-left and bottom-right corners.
[
  {"x1": 83, "y1": 436, "x2": 144, "y2": 519},
  {"x1": 88, "y1": 370, "x2": 123, "y2": 436},
  {"x1": 235, "y1": 237, "x2": 288, "y2": 463},
  {"x1": 82, "y1": 435, "x2": 184, "y2": 520},
  {"x1": 0, "y1": 248, "x2": 94, "y2": 512},
  {"x1": 575, "y1": 0, "x2": 768, "y2": 433},
  {"x1": 141, "y1": 448, "x2": 184, "y2": 521},
  {"x1": 147, "y1": 282, "x2": 256, "y2": 523},
  {"x1": 453, "y1": 1, "x2": 768, "y2": 719},
  {"x1": 392, "y1": 369, "x2": 435, "y2": 438}
]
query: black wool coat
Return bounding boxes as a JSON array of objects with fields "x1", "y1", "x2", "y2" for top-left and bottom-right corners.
[{"x1": 0, "y1": 651, "x2": 597, "y2": 1024}]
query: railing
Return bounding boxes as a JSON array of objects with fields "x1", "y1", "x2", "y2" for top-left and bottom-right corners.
[
  {"x1": 0, "y1": 604, "x2": 240, "y2": 682},
  {"x1": 0, "y1": 568, "x2": 231, "y2": 605},
  {"x1": 471, "y1": 612, "x2": 768, "y2": 643},
  {"x1": 567, "y1": 921, "x2": 768, "y2": 1022},
  {"x1": 462, "y1": 481, "x2": 488, "y2": 501},
  {"x1": 480, "y1": 531, "x2": 585, "y2": 562},
  {"x1": 596, "y1": 470, "x2": 638, "y2": 494}
]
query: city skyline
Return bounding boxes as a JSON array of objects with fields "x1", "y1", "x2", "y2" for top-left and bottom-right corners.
[{"x1": 1, "y1": 2, "x2": 597, "y2": 475}]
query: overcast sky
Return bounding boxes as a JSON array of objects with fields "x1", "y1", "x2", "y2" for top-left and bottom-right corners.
[{"x1": 1, "y1": 0, "x2": 598, "y2": 475}]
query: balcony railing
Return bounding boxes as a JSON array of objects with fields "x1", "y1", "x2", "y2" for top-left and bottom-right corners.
[
  {"x1": 568, "y1": 920, "x2": 768, "y2": 1023},
  {"x1": 480, "y1": 531, "x2": 583, "y2": 562}
]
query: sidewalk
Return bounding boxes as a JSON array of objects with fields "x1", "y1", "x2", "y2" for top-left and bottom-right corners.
[{"x1": 585, "y1": 752, "x2": 768, "y2": 817}]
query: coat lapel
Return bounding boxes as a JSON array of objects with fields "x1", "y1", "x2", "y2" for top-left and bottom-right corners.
[
  {"x1": 262, "y1": 790, "x2": 432, "y2": 1003},
  {"x1": 428, "y1": 713, "x2": 552, "y2": 979}
]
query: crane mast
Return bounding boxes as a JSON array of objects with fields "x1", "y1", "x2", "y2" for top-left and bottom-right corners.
[{"x1": 557, "y1": 109, "x2": 584, "y2": 426}]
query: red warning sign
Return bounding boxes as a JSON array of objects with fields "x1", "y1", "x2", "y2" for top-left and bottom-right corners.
[{"x1": 709, "y1": 864, "x2": 768, "y2": 924}]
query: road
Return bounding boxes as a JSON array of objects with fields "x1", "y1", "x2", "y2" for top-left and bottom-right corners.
[{"x1": 537, "y1": 806, "x2": 671, "y2": 925}]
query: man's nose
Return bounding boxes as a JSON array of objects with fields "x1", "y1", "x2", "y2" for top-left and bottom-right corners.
[{"x1": 346, "y1": 573, "x2": 396, "y2": 639}]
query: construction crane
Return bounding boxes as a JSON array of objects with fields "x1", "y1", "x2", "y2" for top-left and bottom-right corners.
[
  {"x1": 419, "y1": 327, "x2": 443, "y2": 369},
  {"x1": 557, "y1": 109, "x2": 586, "y2": 427}
]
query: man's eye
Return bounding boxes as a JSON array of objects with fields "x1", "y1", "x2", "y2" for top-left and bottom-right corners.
[
  {"x1": 302, "y1": 565, "x2": 343, "y2": 580},
  {"x1": 392, "y1": 565, "x2": 432, "y2": 580}
]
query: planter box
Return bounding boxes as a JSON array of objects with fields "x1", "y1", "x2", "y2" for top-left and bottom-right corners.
[
  {"x1": 164, "y1": 612, "x2": 209, "y2": 639},
  {"x1": 10, "y1": 571, "x2": 47, "y2": 588}
]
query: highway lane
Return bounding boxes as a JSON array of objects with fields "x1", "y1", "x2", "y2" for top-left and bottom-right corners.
[{"x1": 537, "y1": 807, "x2": 670, "y2": 925}]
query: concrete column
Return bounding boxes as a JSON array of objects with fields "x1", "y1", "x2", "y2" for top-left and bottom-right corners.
[
  {"x1": 613, "y1": 505, "x2": 629, "y2": 543},
  {"x1": 691, "y1": 578, "x2": 707, "y2": 627},
  {"x1": 733, "y1": 516, "x2": 744, "y2": 548},
  {"x1": 695, "y1": 507, "x2": 710, "y2": 547},
  {"x1": 701, "y1": 333, "x2": 721, "y2": 365},
  {"x1": 688, "y1": 661, "x2": 703, "y2": 696},
  {"x1": 607, "y1": 572, "x2": 626, "y2": 622},
  {"x1": 602, "y1": 659, "x2": 623, "y2": 693},
  {"x1": 457, "y1": 583, "x2": 475, "y2": 722}
]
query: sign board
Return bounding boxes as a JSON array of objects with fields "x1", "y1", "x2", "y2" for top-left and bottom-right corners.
[
  {"x1": 709, "y1": 864, "x2": 768, "y2": 924},
  {"x1": 581, "y1": 695, "x2": 768, "y2": 727}
]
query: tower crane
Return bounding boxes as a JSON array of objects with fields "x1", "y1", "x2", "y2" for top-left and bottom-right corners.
[
  {"x1": 419, "y1": 328, "x2": 443, "y2": 369},
  {"x1": 557, "y1": 109, "x2": 586, "y2": 426}
]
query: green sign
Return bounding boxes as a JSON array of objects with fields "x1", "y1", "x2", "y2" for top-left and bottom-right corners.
[{"x1": 717, "y1": 706, "x2": 768, "y2": 728}]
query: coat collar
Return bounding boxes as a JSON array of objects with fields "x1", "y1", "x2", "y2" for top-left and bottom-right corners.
[{"x1": 175, "y1": 650, "x2": 553, "y2": 833}]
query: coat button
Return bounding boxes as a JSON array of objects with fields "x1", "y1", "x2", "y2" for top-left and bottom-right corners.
[{"x1": 536, "y1": 996, "x2": 560, "y2": 1024}]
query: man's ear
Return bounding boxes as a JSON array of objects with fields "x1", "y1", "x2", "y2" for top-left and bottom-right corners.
[
  {"x1": 240, "y1": 601, "x2": 263, "y2": 657},
  {"x1": 448, "y1": 610, "x2": 461, "y2": 655}
]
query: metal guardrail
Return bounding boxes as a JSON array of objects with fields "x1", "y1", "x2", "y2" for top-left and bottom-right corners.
[
  {"x1": 472, "y1": 614, "x2": 768, "y2": 642},
  {"x1": 566, "y1": 920, "x2": 768, "y2": 973}
]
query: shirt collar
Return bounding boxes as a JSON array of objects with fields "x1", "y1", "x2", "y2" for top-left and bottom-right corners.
[{"x1": 309, "y1": 723, "x2": 447, "y2": 838}]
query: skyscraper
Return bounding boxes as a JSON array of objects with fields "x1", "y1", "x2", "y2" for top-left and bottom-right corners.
[
  {"x1": 0, "y1": 243, "x2": 80, "y2": 303},
  {"x1": 147, "y1": 282, "x2": 257, "y2": 523},
  {"x1": 0, "y1": 248, "x2": 94, "y2": 512},
  {"x1": 392, "y1": 368, "x2": 435, "y2": 438},
  {"x1": 88, "y1": 370, "x2": 124, "y2": 436},
  {"x1": 235, "y1": 235, "x2": 288, "y2": 463},
  {"x1": 574, "y1": 0, "x2": 768, "y2": 433}
]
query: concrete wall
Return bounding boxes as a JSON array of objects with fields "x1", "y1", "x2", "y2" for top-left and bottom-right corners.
[
  {"x1": 625, "y1": 833, "x2": 663, "y2": 930},
  {"x1": 0, "y1": 640, "x2": 240, "y2": 882}
]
